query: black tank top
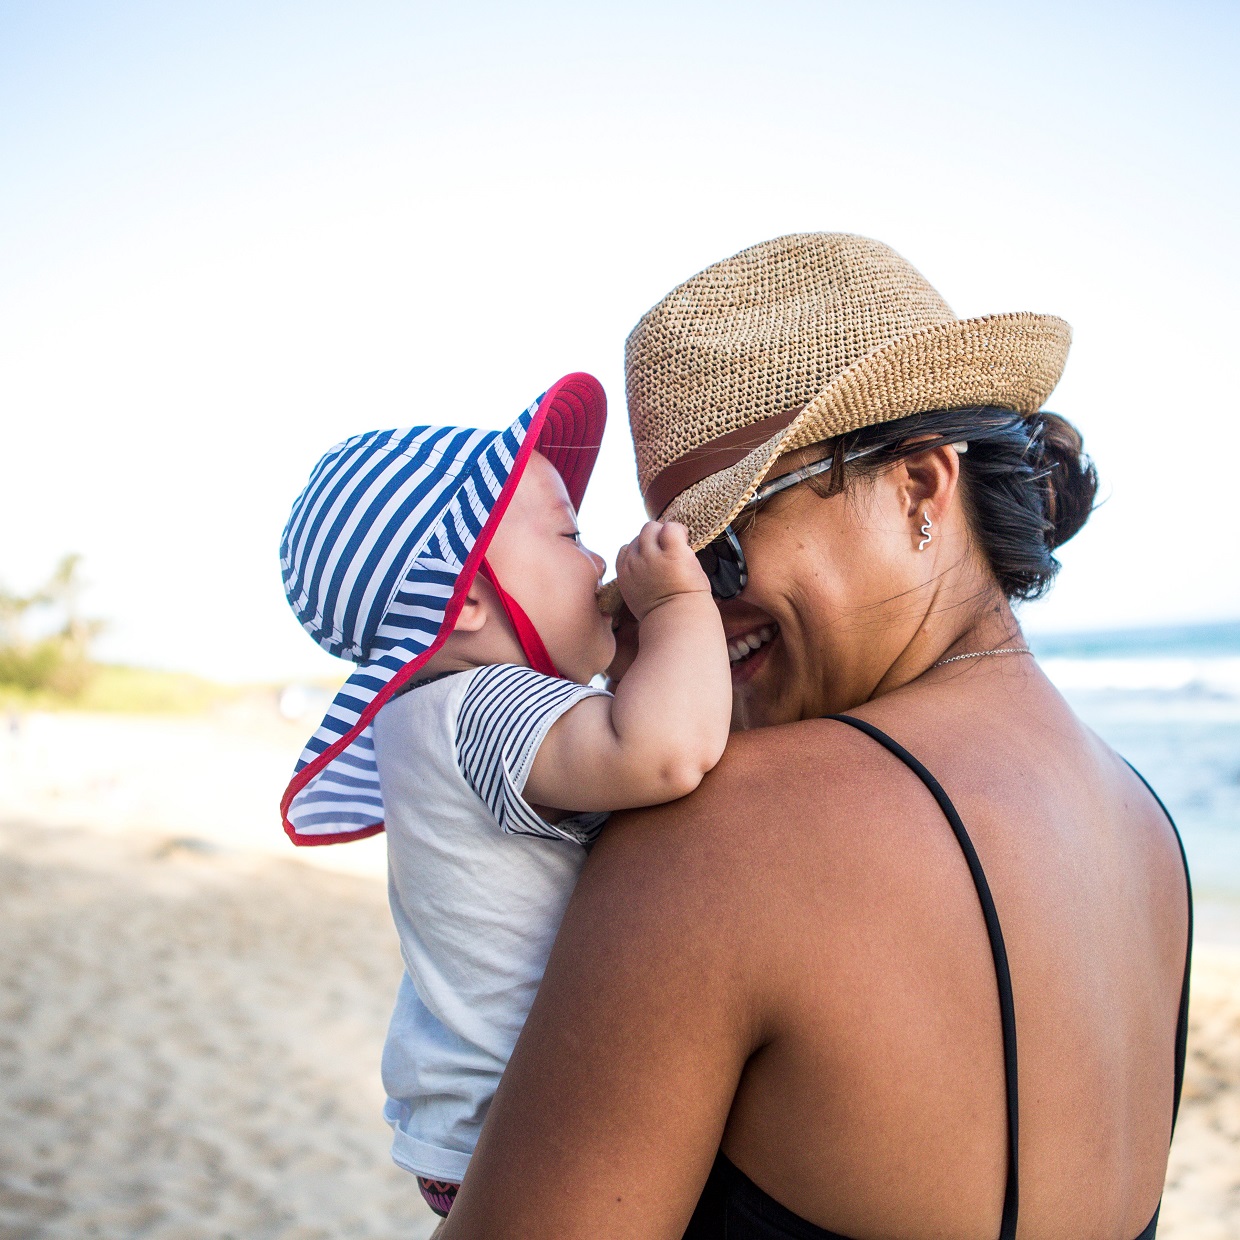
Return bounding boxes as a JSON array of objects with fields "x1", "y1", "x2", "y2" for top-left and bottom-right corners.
[{"x1": 684, "y1": 715, "x2": 1193, "y2": 1240}]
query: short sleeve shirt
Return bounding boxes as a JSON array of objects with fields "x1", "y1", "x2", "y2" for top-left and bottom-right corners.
[{"x1": 372, "y1": 664, "x2": 610, "y2": 1182}]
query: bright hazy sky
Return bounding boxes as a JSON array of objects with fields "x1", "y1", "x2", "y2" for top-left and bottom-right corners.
[{"x1": 3, "y1": 1, "x2": 1237, "y2": 682}]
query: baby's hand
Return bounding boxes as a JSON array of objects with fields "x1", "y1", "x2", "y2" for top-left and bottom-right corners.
[{"x1": 615, "y1": 521, "x2": 711, "y2": 621}]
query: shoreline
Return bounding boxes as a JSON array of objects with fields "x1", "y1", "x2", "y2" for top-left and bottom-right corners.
[{"x1": 4, "y1": 706, "x2": 1239, "y2": 898}]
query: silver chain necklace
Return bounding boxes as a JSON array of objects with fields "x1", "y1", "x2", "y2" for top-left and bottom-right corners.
[{"x1": 930, "y1": 646, "x2": 1033, "y2": 670}]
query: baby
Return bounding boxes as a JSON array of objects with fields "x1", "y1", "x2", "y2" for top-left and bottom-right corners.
[{"x1": 278, "y1": 374, "x2": 730, "y2": 1218}]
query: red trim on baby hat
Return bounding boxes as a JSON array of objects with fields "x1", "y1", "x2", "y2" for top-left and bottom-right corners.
[
  {"x1": 533, "y1": 373, "x2": 606, "y2": 511},
  {"x1": 280, "y1": 373, "x2": 604, "y2": 845},
  {"x1": 478, "y1": 559, "x2": 560, "y2": 678},
  {"x1": 280, "y1": 378, "x2": 576, "y2": 846},
  {"x1": 285, "y1": 819, "x2": 386, "y2": 846}
]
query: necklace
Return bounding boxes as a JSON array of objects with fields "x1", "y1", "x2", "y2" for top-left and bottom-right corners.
[{"x1": 931, "y1": 646, "x2": 1033, "y2": 670}]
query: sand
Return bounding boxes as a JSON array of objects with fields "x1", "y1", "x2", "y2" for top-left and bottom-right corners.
[
  {"x1": 1, "y1": 710, "x2": 1237, "y2": 1238},
  {"x1": 1164, "y1": 946, "x2": 1240, "y2": 1238},
  {"x1": 0, "y1": 820, "x2": 439, "y2": 1240}
]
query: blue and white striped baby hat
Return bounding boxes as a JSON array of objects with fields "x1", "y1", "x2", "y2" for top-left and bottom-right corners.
[{"x1": 279, "y1": 373, "x2": 606, "y2": 845}]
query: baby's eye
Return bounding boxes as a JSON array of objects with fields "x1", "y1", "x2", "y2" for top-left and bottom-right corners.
[{"x1": 564, "y1": 530, "x2": 582, "y2": 542}]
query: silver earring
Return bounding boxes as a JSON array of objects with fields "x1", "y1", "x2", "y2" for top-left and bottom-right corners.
[{"x1": 918, "y1": 511, "x2": 933, "y2": 551}]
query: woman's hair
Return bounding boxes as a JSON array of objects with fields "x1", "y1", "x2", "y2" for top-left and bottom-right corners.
[{"x1": 809, "y1": 407, "x2": 1099, "y2": 601}]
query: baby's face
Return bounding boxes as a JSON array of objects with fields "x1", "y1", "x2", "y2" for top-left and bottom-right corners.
[{"x1": 486, "y1": 452, "x2": 616, "y2": 684}]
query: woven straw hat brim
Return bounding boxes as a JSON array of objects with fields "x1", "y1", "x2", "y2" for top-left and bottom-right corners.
[{"x1": 661, "y1": 310, "x2": 1071, "y2": 548}]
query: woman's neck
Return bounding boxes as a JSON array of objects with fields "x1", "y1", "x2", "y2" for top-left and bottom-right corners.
[{"x1": 871, "y1": 583, "x2": 1022, "y2": 703}]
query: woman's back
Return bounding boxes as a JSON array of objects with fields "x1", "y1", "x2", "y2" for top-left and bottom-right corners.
[
  {"x1": 436, "y1": 235, "x2": 1189, "y2": 1240},
  {"x1": 710, "y1": 662, "x2": 1189, "y2": 1239}
]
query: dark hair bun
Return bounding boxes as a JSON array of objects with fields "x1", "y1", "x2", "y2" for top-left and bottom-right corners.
[
  {"x1": 1033, "y1": 412, "x2": 1098, "y2": 551},
  {"x1": 833, "y1": 405, "x2": 1099, "y2": 602}
]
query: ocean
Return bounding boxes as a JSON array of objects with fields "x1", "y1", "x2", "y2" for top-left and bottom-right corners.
[{"x1": 1029, "y1": 621, "x2": 1240, "y2": 902}]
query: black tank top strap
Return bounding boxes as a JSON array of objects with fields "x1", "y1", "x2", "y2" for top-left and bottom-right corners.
[
  {"x1": 1122, "y1": 760, "x2": 1194, "y2": 1132},
  {"x1": 683, "y1": 718, "x2": 1191, "y2": 1240},
  {"x1": 825, "y1": 715, "x2": 1020, "y2": 1240}
]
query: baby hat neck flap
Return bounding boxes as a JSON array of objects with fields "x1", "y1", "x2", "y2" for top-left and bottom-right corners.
[{"x1": 279, "y1": 373, "x2": 606, "y2": 845}]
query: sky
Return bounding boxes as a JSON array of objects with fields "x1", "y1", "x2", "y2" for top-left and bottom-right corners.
[{"x1": 2, "y1": 0, "x2": 1237, "y2": 682}]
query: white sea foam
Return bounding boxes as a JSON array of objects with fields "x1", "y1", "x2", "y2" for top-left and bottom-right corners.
[
  {"x1": 1043, "y1": 655, "x2": 1240, "y2": 697},
  {"x1": 1042, "y1": 659, "x2": 1240, "y2": 897}
]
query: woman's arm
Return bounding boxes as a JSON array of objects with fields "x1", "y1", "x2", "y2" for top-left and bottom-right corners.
[{"x1": 438, "y1": 770, "x2": 768, "y2": 1238}]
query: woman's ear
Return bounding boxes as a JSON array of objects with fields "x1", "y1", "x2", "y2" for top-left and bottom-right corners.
[{"x1": 897, "y1": 443, "x2": 962, "y2": 524}]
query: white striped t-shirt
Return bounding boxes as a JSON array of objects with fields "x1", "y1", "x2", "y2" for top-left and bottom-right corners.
[
  {"x1": 372, "y1": 663, "x2": 610, "y2": 1182},
  {"x1": 455, "y1": 663, "x2": 610, "y2": 845}
]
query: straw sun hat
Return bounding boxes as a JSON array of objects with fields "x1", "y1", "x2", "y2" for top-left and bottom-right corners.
[{"x1": 626, "y1": 232, "x2": 1072, "y2": 550}]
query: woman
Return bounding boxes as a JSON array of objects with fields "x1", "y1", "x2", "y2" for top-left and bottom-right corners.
[{"x1": 439, "y1": 234, "x2": 1191, "y2": 1239}]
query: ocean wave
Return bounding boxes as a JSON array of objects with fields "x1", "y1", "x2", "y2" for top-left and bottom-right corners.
[{"x1": 1041, "y1": 655, "x2": 1240, "y2": 696}]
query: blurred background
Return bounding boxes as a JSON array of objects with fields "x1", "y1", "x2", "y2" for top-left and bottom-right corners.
[{"x1": 1, "y1": 2, "x2": 1237, "y2": 1237}]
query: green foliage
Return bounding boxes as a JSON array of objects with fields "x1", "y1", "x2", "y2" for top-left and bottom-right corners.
[
  {"x1": 0, "y1": 555, "x2": 340, "y2": 716},
  {"x1": 0, "y1": 662, "x2": 275, "y2": 716},
  {"x1": 75, "y1": 664, "x2": 239, "y2": 714},
  {"x1": 0, "y1": 554, "x2": 104, "y2": 700},
  {"x1": 0, "y1": 638, "x2": 92, "y2": 695}
]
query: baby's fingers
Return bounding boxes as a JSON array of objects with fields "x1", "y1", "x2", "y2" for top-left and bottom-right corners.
[
  {"x1": 636, "y1": 520, "x2": 664, "y2": 559},
  {"x1": 656, "y1": 520, "x2": 691, "y2": 554},
  {"x1": 616, "y1": 530, "x2": 648, "y2": 573}
]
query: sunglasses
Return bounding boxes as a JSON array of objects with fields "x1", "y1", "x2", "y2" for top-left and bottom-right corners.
[{"x1": 694, "y1": 442, "x2": 943, "y2": 599}]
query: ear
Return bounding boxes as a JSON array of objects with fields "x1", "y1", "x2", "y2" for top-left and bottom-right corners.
[
  {"x1": 452, "y1": 579, "x2": 491, "y2": 634},
  {"x1": 894, "y1": 442, "x2": 962, "y2": 528}
]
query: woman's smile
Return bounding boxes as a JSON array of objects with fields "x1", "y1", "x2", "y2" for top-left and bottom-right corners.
[
  {"x1": 727, "y1": 622, "x2": 778, "y2": 666},
  {"x1": 726, "y1": 621, "x2": 779, "y2": 686},
  {"x1": 720, "y1": 596, "x2": 785, "y2": 693}
]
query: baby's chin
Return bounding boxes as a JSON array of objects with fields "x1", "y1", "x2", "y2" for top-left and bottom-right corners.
[{"x1": 559, "y1": 633, "x2": 616, "y2": 687}]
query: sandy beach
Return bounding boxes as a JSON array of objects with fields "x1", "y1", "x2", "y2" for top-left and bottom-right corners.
[
  {"x1": 1, "y1": 710, "x2": 1237, "y2": 1238},
  {"x1": 0, "y1": 819, "x2": 438, "y2": 1240}
]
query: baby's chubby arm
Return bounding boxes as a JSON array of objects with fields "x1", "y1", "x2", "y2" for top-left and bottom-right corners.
[{"x1": 525, "y1": 521, "x2": 731, "y2": 812}]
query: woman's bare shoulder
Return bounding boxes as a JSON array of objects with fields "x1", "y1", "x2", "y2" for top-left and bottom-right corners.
[
  {"x1": 602, "y1": 717, "x2": 885, "y2": 833},
  {"x1": 583, "y1": 718, "x2": 924, "y2": 929}
]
